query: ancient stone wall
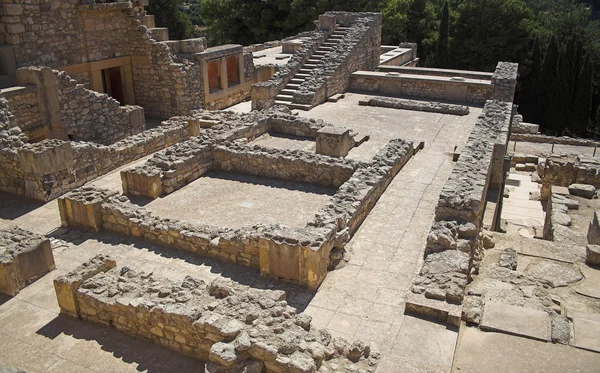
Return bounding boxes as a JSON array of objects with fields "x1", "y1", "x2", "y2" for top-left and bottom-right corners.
[
  {"x1": 0, "y1": 116, "x2": 190, "y2": 201},
  {"x1": 412, "y1": 99, "x2": 513, "y2": 305},
  {"x1": 0, "y1": 97, "x2": 29, "y2": 195},
  {"x1": 350, "y1": 72, "x2": 492, "y2": 105},
  {"x1": 490, "y1": 62, "x2": 519, "y2": 103},
  {"x1": 293, "y1": 13, "x2": 382, "y2": 107},
  {"x1": 2, "y1": 0, "x2": 135, "y2": 69},
  {"x1": 56, "y1": 70, "x2": 145, "y2": 144},
  {"x1": 60, "y1": 138, "x2": 416, "y2": 289},
  {"x1": 55, "y1": 256, "x2": 379, "y2": 372},
  {"x1": 538, "y1": 155, "x2": 600, "y2": 195},
  {"x1": 1, "y1": 86, "x2": 43, "y2": 141}
]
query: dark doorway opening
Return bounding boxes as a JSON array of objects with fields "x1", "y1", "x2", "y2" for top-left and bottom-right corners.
[{"x1": 101, "y1": 66, "x2": 125, "y2": 105}]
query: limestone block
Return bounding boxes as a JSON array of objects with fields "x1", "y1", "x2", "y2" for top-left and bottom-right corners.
[
  {"x1": 150, "y1": 27, "x2": 169, "y2": 42},
  {"x1": 318, "y1": 14, "x2": 336, "y2": 32},
  {"x1": 57, "y1": 187, "x2": 118, "y2": 231},
  {"x1": 121, "y1": 168, "x2": 163, "y2": 199},
  {"x1": 0, "y1": 227, "x2": 55, "y2": 296},
  {"x1": 3, "y1": 4, "x2": 23, "y2": 16},
  {"x1": 569, "y1": 184, "x2": 596, "y2": 199},
  {"x1": 53, "y1": 254, "x2": 116, "y2": 318},
  {"x1": 588, "y1": 211, "x2": 600, "y2": 245},
  {"x1": 586, "y1": 245, "x2": 600, "y2": 267},
  {"x1": 316, "y1": 126, "x2": 351, "y2": 158},
  {"x1": 180, "y1": 38, "x2": 206, "y2": 54}
]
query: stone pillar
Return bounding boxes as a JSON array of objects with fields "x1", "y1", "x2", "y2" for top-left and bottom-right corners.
[
  {"x1": 316, "y1": 126, "x2": 351, "y2": 158},
  {"x1": 57, "y1": 187, "x2": 118, "y2": 231},
  {"x1": 121, "y1": 168, "x2": 163, "y2": 199},
  {"x1": 491, "y1": 62, "x2": 519, "y2": 103},
  {"x1": 16, "y1": 67, "x2": 67, "y2": 140},
  {"x1": 318, "y1": 14, "x2": 337, "y2": 32}
]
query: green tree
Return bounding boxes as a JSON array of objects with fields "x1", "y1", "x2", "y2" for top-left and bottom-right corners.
[
  {"x1": 448, "y1": 0, "x2": 532, "y2": 71},
  {"x1": 572, "y1": 54, "x2": 593, "y2": 136},
  {"x1": 148, "y1": 0, "x2": 194, "y2": 40},
  {"x1": 539, "y1": 35, "x2": 559, "y2": 133},
  {"x1": 519, "y1": 38, "x2": 542, "y2": 123},
  {"x1": 404, "y1": 0, "x2": 438, "y2": 58},
  {"x1": 380, "y1": 0, "x2": 412, "y2": 45},
  {"x1": 432, "y1": 1, "x2": 449, "y2": 68},
  {"x1": 596, "y1": 104, "x2": 600, "y2": 134}
]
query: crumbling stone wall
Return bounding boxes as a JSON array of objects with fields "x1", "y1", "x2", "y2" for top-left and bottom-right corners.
[
  {"x1": 0, "y1": 116, "x2": 190, "y2": 201},
  {"x1": 360, "y1": 96, "x2": 470, "y2": 116},
  {"x1": 0, "y1": 97, "x2": 29, "y2": 195},
  {"x1": 56, "y1": 70, "x2": 145, "y2": 144},
  {"x1": 293, "y1": 13, "x2": 382, "y2": 107},
  {"x1": 1, "y1": 86, "x2": 43, "y2": 141},
  {"x1": 0, "y1": 226, "x2": 55, "y2": 296},
  {"x1": 59, "y1": 138, "x2": 416, "y2": 289},
  {"x1": 538, "y1": 155, "x2": 600, "y2": 196},
  {"x1": 412, "y1": 99, "x2": 513, "y2": 304},
  {"x1": 55, "y1": 256, "x2": 379, "y2": 372}
]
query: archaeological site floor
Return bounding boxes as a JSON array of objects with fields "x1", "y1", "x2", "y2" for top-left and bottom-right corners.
[{"x1": 2, "y1": 94, "x2": 600, "y2": 372}]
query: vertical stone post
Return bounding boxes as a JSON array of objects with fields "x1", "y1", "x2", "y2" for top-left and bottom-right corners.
[
  {"x1": 57, "y1": 187, "x2": 118, "y2": 231},
  {"x1": 490, "y1": 62, "x2": 519, "y2": 103},
  {"x1": 318, "y1": 14, "x2": 337, "y2": 32},
  {"x1": 316, "y1": 126, "x2": 351, "y2": 158}
]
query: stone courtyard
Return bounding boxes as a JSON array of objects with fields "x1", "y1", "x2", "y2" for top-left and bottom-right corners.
[{"x1": 1, "y1": 3, "x2": 600, "y2": 373}]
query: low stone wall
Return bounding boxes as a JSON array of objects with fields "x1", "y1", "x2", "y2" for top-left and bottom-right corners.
[
  {"x1": 0, "y1": 226, "x2": 55, "y2": 296},
  {"x1": 410, "y1": 99, "x2": 513, "y2": 307},
  {"x1": 377, "y1": 66, "x2": 493, "y2": 80},
  {"x1": 543, "y1": 189, "x2": 578, "y2": 242},
  {"x1": 511, "y1": 133, "x2": 600, "y2": 147},
  {"x1": 212, "y1": 143, "x2": 357, "y2": 188},
  {"x1": 55, "y1": 256, "x2": 379, "y2": 372},
  {"x1": 1, "y1": 116, "x2": 190, "y2": 201},
  {"x1": 350, "y1": 71, "x2": 492, "y2": 105},
  {"x1": 293, "y1": 12, "x2": 382, "y2": 107},
  {"x1": 359, "y1": 96, "x2": 470, "y2": 116},
  {"x1": 59, "y1": 138, "x2": 416, "y2": 289}
]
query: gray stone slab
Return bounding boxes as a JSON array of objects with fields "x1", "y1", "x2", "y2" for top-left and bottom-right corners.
[
  {"x1": 573, "y1": 316, "x2": 600, "y2": 353},
  {"x1": 480, "y1": 301, "x2": 551, "y2": 341}
]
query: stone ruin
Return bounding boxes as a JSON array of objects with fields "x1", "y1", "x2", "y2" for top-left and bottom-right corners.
[
  {"x1": 0, "y1": 226, "x2": 55, "y2": 296},
  {"x1": 55, "y1": 255, "x2": 379, "y2": 373}
]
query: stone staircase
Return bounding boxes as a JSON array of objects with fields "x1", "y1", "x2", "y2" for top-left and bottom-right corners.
[{"x1": 274, "y1": 25, "x2": 350, "y2": 111}]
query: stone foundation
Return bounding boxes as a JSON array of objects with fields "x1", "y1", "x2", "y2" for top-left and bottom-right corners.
[
  {"x1": 0, "y1": 227, "x2": 55, "y2": 296},
  {"x1": 58, "y1": 138, "x2": 415, "y2": 289},
  {"x1": 54, "y1": 256, "x2": 379, "y2": 372}
]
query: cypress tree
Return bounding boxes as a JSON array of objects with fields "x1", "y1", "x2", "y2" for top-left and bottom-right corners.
[
  {"x1": 521, "y1": 39, "x2": 542, "y2": 124},
  {"x1": 539, "y1": 36, "x2": 559, "y2": 133},
  {"x1": 572, "y1": 55, "x2": 593, "y2": 137},
  {"x1": 596, "y1": 104, "x2": 600, "y2": 137},
  {"x1": 434, "y1": 2, "x2": 449, "y2": 68}
]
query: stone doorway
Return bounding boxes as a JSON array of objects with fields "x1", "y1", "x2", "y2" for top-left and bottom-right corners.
[{"x1": 101, "y1": 66, "x2": 125, "y2": 105}]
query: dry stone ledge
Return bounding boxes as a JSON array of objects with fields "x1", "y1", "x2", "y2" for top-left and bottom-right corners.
[
  {"x1": 55, "y1": 256, "x2": 379, "y2": 373},
  {"x1": 361, "y1": 97, "x2": 470, "y2": 116},
  {"x1": 0, "y1": 226, "x2": 55, "y2": 296}
]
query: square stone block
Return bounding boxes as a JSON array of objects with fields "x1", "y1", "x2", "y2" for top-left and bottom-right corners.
[
  {"x1": 316, "y1": 126, "x2": 351, "y2": 158},
  {"x1": 58, "y1": 187, "x2": 118, "y2": 231},
  {"x1": 121, "y1": 168, "x2": 163, "y2": 199},
  {"x1": 0, "y1": 227, "x2": 55, "y2": 296}
]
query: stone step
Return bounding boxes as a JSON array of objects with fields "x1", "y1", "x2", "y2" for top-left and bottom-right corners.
[
  {"x1": 286, "y1": 83, "x2": 301, "y2": 89},
  {"x1": 307, "y1": 59, "x2": 321, "y2": 64},
  {"x1": 295, "y1": 73, "x2": 310, "y2": 78},
  {"x1": 298, "y1": 69, "x2": 313, "y2": 74},
  {"x1": 290, "y1": 78, "x2": 305, "y2": 84},
  {"x1": 303, "y1": 64, "x2": 318, "y2": 69},
  {"x1": 328, "y1": 35, "x2": 343, "y2": 40},
  {"x1": 280, "y1": 89, "x2": 297, "y2": 95},
  {"x1": 336, "y1": 26, "x2": 351, "y2": 31},
  {"x1": 313, "y1": 51, "x2": 328, "y2": 55},
  {"x1": 143, "y1": 15, "x2": 156, "y2": 29},
  {"x1": 275, "y1": 94, "x2": 293, "y2": 102},
  {"x1": 150, "y1": 27, "x2": 169, "y2": 42},
  {"x1": 273, "y1": 101, "x2": 312, "y2": 111},
  {"x1": 332, "y1": 31, "x2": 347, "y2": 36}
]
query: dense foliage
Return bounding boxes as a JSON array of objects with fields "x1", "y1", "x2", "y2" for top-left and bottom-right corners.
[{"x1": 149, "y1": 0, "x2": 600, "y2": 136}]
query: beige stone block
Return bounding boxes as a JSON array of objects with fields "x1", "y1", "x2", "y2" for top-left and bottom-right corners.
[
  {"x1": 5, "y1": 23, "x2": 24, "y2": 34},
  {"x1": 3, "y1": 4, "x2": 23, "y2": 16},
  {"x1": 316, "y1": 126, "x2": 351, "y2": 158}
]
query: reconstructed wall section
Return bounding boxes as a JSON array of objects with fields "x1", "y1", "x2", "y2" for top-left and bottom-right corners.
[
  {"x1": 54, "y1": 256, "x2": 379, "y2": 373},
  {"x1": 0, "y1": 85, "x2": 43, "y2": 141},
  {"x1": 539, "y1": 155, "x2": 600, "y2": 195},
  {"x1": 0, "y1": 226, "x2": 55, "y2": 296}
]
